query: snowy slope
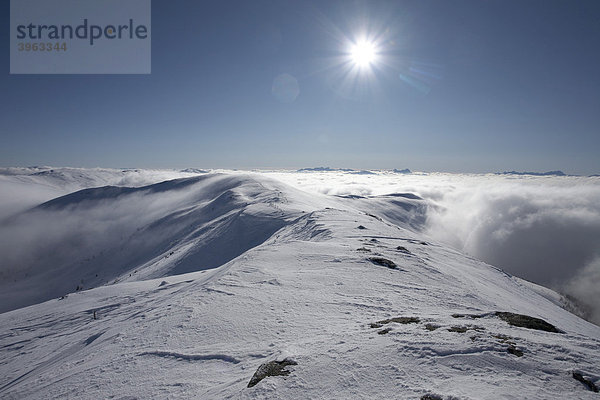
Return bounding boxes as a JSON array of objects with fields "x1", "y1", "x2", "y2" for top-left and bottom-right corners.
[
  {"x1": 0, "y1": 173, "x2": 330, "y2": 312},
  {"x1": 0, "y1": 172, "x2": 599, "y2": 399}
]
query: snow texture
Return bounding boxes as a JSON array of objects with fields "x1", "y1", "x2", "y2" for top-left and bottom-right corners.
[{"x1": 0, "y1": 168, "x2": 599, "y2": 399}]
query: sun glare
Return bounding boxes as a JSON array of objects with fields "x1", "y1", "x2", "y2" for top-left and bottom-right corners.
[
  {"x1": 327, "y1": 31, "x2": 385, "y2": 97},
  {"x1": 350, "y1": 40, "x2": 377, "y2": 68}
]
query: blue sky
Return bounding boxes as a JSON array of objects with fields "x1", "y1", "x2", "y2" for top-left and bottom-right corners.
[{"x1": 2, "y1": 0, "x2": 600, "y2": 174}]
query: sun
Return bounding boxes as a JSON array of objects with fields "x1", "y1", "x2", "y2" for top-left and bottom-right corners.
[
  {"x1": 325, "y1": 31, "x2": 386, "y2": 97},
  {"x1": 350, "y1": 40, "x2": 377, "y2": 68}
]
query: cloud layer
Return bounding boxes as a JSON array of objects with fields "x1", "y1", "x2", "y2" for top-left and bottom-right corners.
[{"x1": 269, "y1": 171, "x2": 600, "y2": 324}]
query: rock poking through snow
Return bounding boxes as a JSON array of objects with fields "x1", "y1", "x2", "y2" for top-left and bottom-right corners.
[
  {"x1": 495, "y1": 312, "x2": 562, "y2": 333},
  {"x1": 572, "y1": 371, "x2": 599, "y2": 392},
  {"x1": 368, "y1": 257, "x2": 398, "y2": 270},
  {"x1": 247, "y1": 358, "x2": 298, "y2": 388}
]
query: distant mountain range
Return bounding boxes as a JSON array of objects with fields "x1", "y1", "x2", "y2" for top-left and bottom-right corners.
[{"x1": 497, "y1": 170, "x2": 566, "y2": 176}]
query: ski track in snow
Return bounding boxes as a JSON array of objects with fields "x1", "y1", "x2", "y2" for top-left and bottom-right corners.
[{"x1": 0, "y1": 169, "x2": 599, "y2": 399}]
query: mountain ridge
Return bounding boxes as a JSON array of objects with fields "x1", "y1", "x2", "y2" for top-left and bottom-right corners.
[{"x1": 0, "y1": 171, "x2": 598, "y2": 399}]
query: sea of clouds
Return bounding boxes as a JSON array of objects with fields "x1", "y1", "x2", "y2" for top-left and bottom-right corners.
[{"x1": 269, "y1": 170, "x2": 600, "y2": 324}]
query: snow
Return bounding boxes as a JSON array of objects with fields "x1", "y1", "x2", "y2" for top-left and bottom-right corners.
[{"x1": 0, "y1": 168, "x2": 599, "y2": 399}]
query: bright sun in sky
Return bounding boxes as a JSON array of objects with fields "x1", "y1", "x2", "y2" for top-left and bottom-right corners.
[{"x1": 350, "y1": 40, "x2": 377, "y2": 68}]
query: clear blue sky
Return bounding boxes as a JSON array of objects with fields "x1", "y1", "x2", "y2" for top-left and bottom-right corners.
[{"x1": 2, "y1": 1, "x2": 600, "y2": 174}]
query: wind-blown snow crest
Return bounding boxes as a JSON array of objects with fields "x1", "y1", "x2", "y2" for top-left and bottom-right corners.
[{"x1": 0, "y1": 173, "x2": 338, "y2": 312}]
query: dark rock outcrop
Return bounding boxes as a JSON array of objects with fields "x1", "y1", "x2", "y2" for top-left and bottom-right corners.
[
  {"x1": 247, "y1": 358, "x2": 298, "y2": 388},
  {"x1": 507, "y1": 345, "x2": 523, "y2": 357},
  {"x1": 495, "y1": 312, "x2": 562, "y2": 333},
  {"x1": 368, "y1": 257, "x2": 398, "y2": 270},
  {"x1": 572, "y1": 371, "x2": 599, "y2": 392}
]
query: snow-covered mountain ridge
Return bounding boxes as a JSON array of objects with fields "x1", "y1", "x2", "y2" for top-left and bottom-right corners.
[{"x1": 0, "y1": 171, "x2": 599, "y2": 399}]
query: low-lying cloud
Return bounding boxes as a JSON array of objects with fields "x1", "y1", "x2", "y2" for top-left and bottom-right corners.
[
  {"x1": 0, "y1": 171, "x2": 296, "y2": 313},
  {"x1": 0, "y1": 167, "x2": 203, "y2": 220},
  {"x1": 270, "y1": 170, "x2": 600, "y2": 324},
  {"x1": 0, "y1": 176, "x2": 215, "y2": 311}
]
